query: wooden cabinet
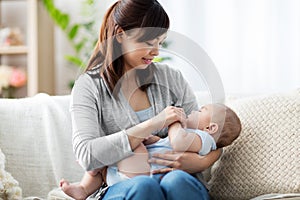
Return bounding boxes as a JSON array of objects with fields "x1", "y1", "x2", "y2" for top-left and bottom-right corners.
[{"x1": 0, "y1": 0, "x2": 54, "y2": 97}]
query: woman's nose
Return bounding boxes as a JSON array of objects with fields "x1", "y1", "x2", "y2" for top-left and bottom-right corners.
[{"x1": 150, "y1": 45, "x2": 159, "y2": 56}]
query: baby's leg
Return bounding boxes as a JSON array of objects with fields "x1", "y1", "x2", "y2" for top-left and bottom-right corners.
[
  {"x1": 60, "y1": 169, "x2": 103, "y2": 200},
  {"x1": 118, "y1": 143, "x2": 151, "y2": 178}
]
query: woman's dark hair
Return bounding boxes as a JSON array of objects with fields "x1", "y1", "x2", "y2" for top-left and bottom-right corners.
[{"x1": 86, "y1": 0, "x2": 170, "y2": 92}]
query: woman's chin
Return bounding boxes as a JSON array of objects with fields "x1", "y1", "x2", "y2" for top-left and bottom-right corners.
[{"x1": 135, "y1": 64, "x2": 150, "y2": 69}]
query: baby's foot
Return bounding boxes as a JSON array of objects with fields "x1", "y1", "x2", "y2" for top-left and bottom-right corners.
[{"x1": 60, "y1": 179, "x2": 88, "y2": 200}]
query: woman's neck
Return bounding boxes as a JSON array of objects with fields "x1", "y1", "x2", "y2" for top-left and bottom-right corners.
[
  {"x1": 121, "y1": 69, "x2": 138, "y2": 94},
  {"x1": 123, "y1": 66, "x2": 138, "y2": 82},
  {"x1": 121, "y1": 69, "x2": 151, "y2": 111}
]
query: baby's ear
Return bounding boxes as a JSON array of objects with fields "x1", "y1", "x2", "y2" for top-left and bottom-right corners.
[{"x1": 205, "y1": 123, "x2": 219, "y2": 134}]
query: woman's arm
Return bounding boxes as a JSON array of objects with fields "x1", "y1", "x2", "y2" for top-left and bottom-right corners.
[
  {"x1": 71, "y1": 74, "x2": 134, "y2": 171},
  {"x1": 71, "y1": 74, "x2": 187, "y2": 171},
  {"x1": 126, "y1": 106, "x2": 187, "y2": 150},
  {"x1": 153, "y1": 121, "x2": 220, "y2": 174},
  {"x1": 150, "y1": 149, "x2": 222, "y2": 174}
]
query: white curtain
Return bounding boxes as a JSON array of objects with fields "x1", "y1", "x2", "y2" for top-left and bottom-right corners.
[{"x1": 160, "y1": 0, "x2": 300, "y2": 95}]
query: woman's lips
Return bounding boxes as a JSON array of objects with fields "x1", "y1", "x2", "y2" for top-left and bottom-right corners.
[{"x1": 142, "y1": 58, "x2": 153, "y2": 64}]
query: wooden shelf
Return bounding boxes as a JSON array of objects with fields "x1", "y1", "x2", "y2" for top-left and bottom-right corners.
[
  {"x1": 0, "y1": 45, "x2": 28, "y2": 54},
  {"x1": 0, "y1": 0, "x2": 55, "y2": 97},
  {"x1": 0, "y1": 0, "x2": 38, "y2": 97}
]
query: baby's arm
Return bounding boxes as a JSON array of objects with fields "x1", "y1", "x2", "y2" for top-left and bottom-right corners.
[{"x1": 168, "y1": 122, "x2": 202, "y2": 153}]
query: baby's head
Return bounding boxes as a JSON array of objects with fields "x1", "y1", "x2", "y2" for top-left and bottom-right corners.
[{"x1": 187, "y1": 103, "x2": 241, "y2": 148}]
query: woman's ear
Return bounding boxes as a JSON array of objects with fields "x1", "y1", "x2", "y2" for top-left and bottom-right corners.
[
  {"x1": 205, "y1": 123, "x2": 219, "y2": 134},
  {"x1": 115, "y1": 26, "x2": 125, "y2": 43}
]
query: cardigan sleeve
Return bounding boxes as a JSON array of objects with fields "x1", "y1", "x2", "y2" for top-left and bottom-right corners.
[{"x1": 70, "y1": 74, "x2": 133, "y2": 171}]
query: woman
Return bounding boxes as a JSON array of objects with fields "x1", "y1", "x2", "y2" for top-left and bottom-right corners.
[{"x1": 70, "y1": 0, "x2": 221, "y2": 199}]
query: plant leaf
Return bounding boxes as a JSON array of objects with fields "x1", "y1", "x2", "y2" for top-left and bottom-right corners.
[
  {"x1": 68, "y1": 24, "x2": 80, "y2": 40},
  {"x1": 43, "y1": 0, "x2": 70, "y2": 30},
  {"x1": 58, "y1": 14, "x2": 70, "y2": 30},
  {"x1": 153, "y1": 57, "x2": 172, "y2": 63},
  {"x1": 64, "y1": 55, "x2": 85, "y2": 69},
  {"x1": 84, "y1": 0, "x2": 94, "y2": 5},
  {"x1": 75, "y1": 38, "x2": 88, "y2": 52},
  {"x1": 68, "y1": 80, "x2": 75, "y2": 89}
]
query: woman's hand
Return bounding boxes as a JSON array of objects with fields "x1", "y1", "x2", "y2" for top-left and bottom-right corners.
[
  {"x1": 149, "y1": 149, "x2": 222, "y2": 174},
  {"x1": 126, "y1": 106, "x2": 186, "y2": 151},
  {"x1": 151, "y1": 106, "x2": 186, "y2": 130}
]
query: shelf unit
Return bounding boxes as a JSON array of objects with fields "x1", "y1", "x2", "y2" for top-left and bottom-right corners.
[
  {"x1": 0, "y1": 46, "x2": 28, "y2": 54},
  {"x1": 0, "y1": 0, "x2": 55, "y2": 97}
]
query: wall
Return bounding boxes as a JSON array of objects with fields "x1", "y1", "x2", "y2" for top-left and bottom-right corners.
[
  {"x1": 161, "y1": 0, "x2": 300, "y2": 96},
  {"x1": 53, "y1": 0, "x2": 300, "y2": 96}
]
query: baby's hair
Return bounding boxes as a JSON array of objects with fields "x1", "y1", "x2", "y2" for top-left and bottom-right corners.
[{"x1": 213, "y1": 104, "x2": 242, "y2": 148}]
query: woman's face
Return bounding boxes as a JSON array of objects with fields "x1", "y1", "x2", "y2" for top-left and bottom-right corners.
[{"x1": 121, "y1": 32, "x2": 167, "y2": 72}]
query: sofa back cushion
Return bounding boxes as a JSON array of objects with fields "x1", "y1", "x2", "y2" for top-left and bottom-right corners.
[{"x1": 208, "y1": 89, "x2": 300, "y2": 199}]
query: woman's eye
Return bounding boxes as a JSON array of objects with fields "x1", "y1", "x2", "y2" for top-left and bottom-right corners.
[{"x1": 145, "y1": 42, "x2": 154, "y2": 46}]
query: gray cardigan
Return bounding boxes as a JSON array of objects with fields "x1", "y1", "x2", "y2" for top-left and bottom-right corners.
[{"x1": 70, "y1": 63, "x2": 198, "y2": 171}]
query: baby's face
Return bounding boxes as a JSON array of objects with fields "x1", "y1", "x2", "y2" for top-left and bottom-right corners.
[{"x1": 186, "y1": 105, "x2": 213, "y2": 130}]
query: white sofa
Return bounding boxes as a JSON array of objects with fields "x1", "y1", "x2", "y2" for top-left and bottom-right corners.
[
  {"x1": 0, "y1": 90, "x2": 299, "y2": 200},
  {"x1": 0, "y1": 94, "x2": 83, "y2": 199}
]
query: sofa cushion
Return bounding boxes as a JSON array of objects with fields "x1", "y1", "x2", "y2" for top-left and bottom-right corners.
[{"x1": 208, "y1": 89, "x2": 300, "y2": 200}]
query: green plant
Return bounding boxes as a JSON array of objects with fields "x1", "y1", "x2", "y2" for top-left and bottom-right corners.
[{"x1": 42, "y1": 0, "x2": 98, "y2": 69}]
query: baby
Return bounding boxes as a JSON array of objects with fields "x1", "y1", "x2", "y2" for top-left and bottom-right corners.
[{"x1": 60, "y1": 103, "x2": 241, "y2": 200}]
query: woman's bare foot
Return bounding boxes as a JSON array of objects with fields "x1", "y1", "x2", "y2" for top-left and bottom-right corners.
[{"x1": 60, "y1": 179, "x2": 88, "y2": 200}]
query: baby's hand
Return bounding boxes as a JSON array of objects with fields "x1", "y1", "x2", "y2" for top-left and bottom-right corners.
[{"x1": 152, "y1": 106, "x2": 186, "y2": 130}]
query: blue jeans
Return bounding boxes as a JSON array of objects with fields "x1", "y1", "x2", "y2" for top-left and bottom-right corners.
[{"x1": 101, "y1": 170, "x2": 209, "y2": 200}]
